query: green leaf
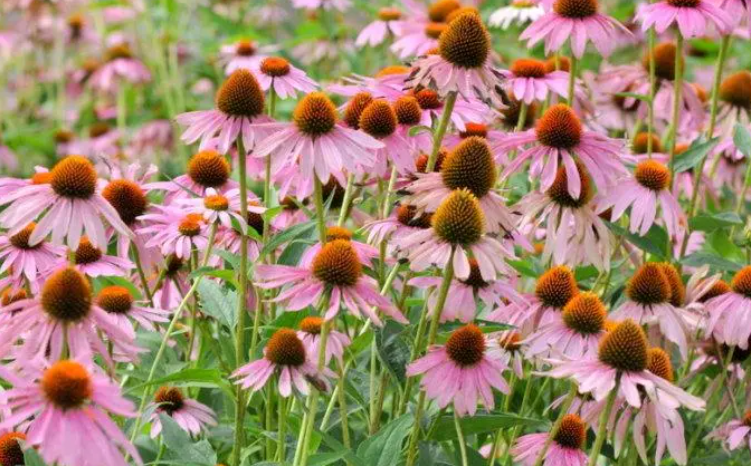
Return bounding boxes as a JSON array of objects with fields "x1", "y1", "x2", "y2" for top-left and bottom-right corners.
[
  {"x1": 430, "y1": 413, "x2": 546, "y2": 441},
  {"x1": 356, "y1": 414, "x2": 414, "y2": 466},
  {"x1": 673, "y1": 137, "x2": 719, "y2": 173},
  {"x1": 23, "y1": 447, "x2": 48, "y2": 466},
  {"x1": 689, "y1": 212, "x2": 743, "y2": 232},
  {"x1": 261, "y1": 221, "x2": 317, "y2": 257},
  {"x1": 127, "y1": 368, "x2": 232, "y2": 395},
  {"x1": 605, "y1": 222, "x2": 669, "y2": 259},
  {"x1": 408, "y1": 125, "x2": 433, "y2": 137},
  {"x1": 309, "y1": 450, "x2": 351, "y2": 466},
  {"x1": 198, "y1": 279, "x2": 238, "y2": 329},
  {"x1": 681, "y1": 252, "x2": 742, "y2": 272},
  {"x1": 614, "y1": 92, "x2": 651, "y2": 103},
  {"x1": 159, "y1": 413, "x2": 218, "y2": 465},
  {"x1": 733, "y1": 123, "x2": 751, "y2": 158},
  {"x1": 375, "y1": 321, "x2": 411, "y2": 384}
]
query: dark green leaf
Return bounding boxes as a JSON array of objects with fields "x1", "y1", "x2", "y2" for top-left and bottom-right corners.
[
  {"x1": 159, "y1": 414, "x2": 217, "y2": 465},
  {"x1": 409, "y1": 125, "x2": 433, "y2": 137},
  {"x1": 23, "y1": 447, "x2": 48, "y2": 466},
  {"x1": 606, "y1": 222, "x2": 669, "y2": 259},
  {"x1": 375, "y1": 321, "x2": 410, "y2": 384},
  {"x1": 673, "y1": 137, "x2": 719, "y2": 173},
  {"x1": 733, "y1": 123, "x2": 751, "y2": 158},
  {"x1": 430, "y1": 413, "x2": 546, "y2": 441},
  {"x1": 198, "y1": 279, "x2": 238, "y2": 329},
  {"x1": 681, "y1": 252, "x2": 742, "y2": 272},
  {"x1": 309, "y1": 450, "x2": 350, "y2": 466},
  {"x1": 689, "y1": 212, "x2": 743, "y2": 231},
  {"x1": 261, "y1": 221, "x2": 317, "y2": 257},
  {"x1": 356, "y1": 414, "x2": 414, "y2": 466}
]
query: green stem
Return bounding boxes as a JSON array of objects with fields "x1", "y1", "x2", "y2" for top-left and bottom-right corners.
[
  {"x1": 647, "y1": 27, "x2": 657, "y2": 158},
  {"x1": 276, "y1": 393, "x2": 287, "y2": 461},
  {"x1": 567, "y1": 55, "x2": 577, "y2": 105},
  {"x1": 313, "y1": 177, "x2": 327, "y2": 243},
  {"x1": 454, "y1": 410, "x2": 469, "y2": 466},
  {"x1": 132, "y1": 243, "x2": 154, "y2": 307},
  {"x1": 587, "y1": 381, "x2": 620, "y2": 466},
  {"x1": 667, "y1": 31, "x2": 684, "y2": 189},
  {"x1": 337, "y1": 362, "x2": 352, "y2": 463},
  {"x1": 426, "y1": 91, "x2": 458, "y2": 172},
  {"x1": 502, "y1": 370, "x2": 535, "y2": 466},
  {"x1": 382, "y1": 166, "x2": 399, "y2": 219},
  {"x1": 713, "y1": 341, "x2": 741, "y2": 418},
  {"x1": 337, "y1": 173, "x2": 356, "y2": 227},
  {"x1": 532, "y1": 382, "x2": 578, "y2": 466}
]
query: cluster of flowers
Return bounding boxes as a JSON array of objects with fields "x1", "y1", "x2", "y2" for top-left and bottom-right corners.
[{"x1": 1, "y1": 0, "x2": 751, "y2": 465}]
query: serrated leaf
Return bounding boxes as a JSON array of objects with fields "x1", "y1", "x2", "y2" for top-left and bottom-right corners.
[
  {"x1": 375, "y1": 321, "x2": 410, "y2": 384},
  {"x1": 198, "y1": 279, "x2": 238, "y2": 329},
  {"x1": 733, "y1": 123, "x2": 751, "y2": 158},
  {"x1": 689, "y1": 212, "x2": 743, "y2": 231},
  {"x1": 430, "y1": 413, "x2": 546, "y2": 441},
  {"x1": 673, "y1": 137, "x2": 719, "y2": 173},
  {"x1": 356, "y1": 414, "x2": 414, "y2": 466},
  {"x1": 606, "y1": 221, "x2": 669, "y2": 259},
  {"x1": 681, "y1": 252, "x2": 742, "y2": 272},
  {"x1": 159, "y1": 413, "x2": 217, "y2": 465}
]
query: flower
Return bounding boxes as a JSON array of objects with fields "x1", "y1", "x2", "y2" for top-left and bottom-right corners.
[
  {"x1": 489, "y1": 0, "x2": 545, "y2": 29},
  {"x1": 175, "y1": 69, "x2": 271, "y2": 154},
  {"x1": 636, "y1": 0, "x2": 733, "y2": 38},
  {"x1": 520, "y1": 0, "x2": 631, "y2": 58},
  {"x1": 0, "y1": 359, "x2": 141, "y2": 466},
  {"x1": 0, "y1": 267, "x2": 140, "y2": 364},
  {"x1": 253, "y1": 92, "x2": 383, "y2": 183},
  {"x1": 0, "y1": 223, "x2": 64, "y2": 292},
  {"x1": 89, "y1": 42, "x2": 151, "y2": 93},
  {"x1": 252, "y1": 56, "x2": 318, "y2": 100},
  {"x1": 407, "y1": 324, "x2": 511, "y2": 416},
  {"x1": 137, "y1": 207, "x2": 210, "y2": 260},
  {"x1": 328, "y1": 67, "x2": 410, "y2": 101},
  {"x1": 0, "y1": 156, "x2": 132, "y2": 250},
  {"x1": 357, "y1": 7, "x2": 407, "y2": 47},
  {"x1": 147, "y1": 150, "x2": 237, "y2": 202},
  {"x1": 63, "y1": 235, "x2": 134, "y2": 278},
  {"x1": 499, "y1": 104, "x2": 627, "y2": 198},
  {"x1": 500, "y1": 58, "x2": 572, "y2": 104},
  {"x1": 148, "y1": 386, "x2": 217, "y2": 437},
  {"x1": 357, "y1": 99, "x2": 417, "y2": 177},
  {"x1": 177, "y1": 187, "x2": 258, "y2": 233},
  {"x1": 96, "y1": 285, "x2": 169, "y2": 333},
  {"x1": 394, "y1": 189, "x2": 516, "y2": 281},
  {"x1": 233, "y1": 328, "x2": 332, "y2": 397},
  {"x1": 297, "y1": 316, "x2": 351, "y2": 365},
  {"x1": 254, "y1": 240, "x2": 407, "y2": 326},
  {"x1": 219, "y1": 39, "x2": 273, "y2": 75},
  {"x1": 364, "y1": 203, "x2": 434, "y2": 245},
  {"x1": 598, "y1": 159, "x2": 685, "y2": 238},
  {"x1": 512, "y1": 414, "x2": 588, "y2": 466},
  {"x1": 703, "y1": 266, "x2": 751, "y2": 349},
  {"x1": 411, "y1": 88, "x2": 492, "y2": 132},
  {"x1": 707, "y1": 411, "x2": 751, "y2": 454},
  {"x1": 390, "y1": 22, "x2": 445, "y2": 59},
  {"x1": 487, "y1": 332, "x2": 526, "y2": 378}
]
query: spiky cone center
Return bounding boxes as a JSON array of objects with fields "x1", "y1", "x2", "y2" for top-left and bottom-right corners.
[
  {"x1": 187, "y1": 150, "x2": 231, "y2": 188},
  {"x1": 1, "y1": 288, "x2": 27, "y2": 306},
  {"x1": 378, "y1": 7, "x2": 402, "y2": 21},
  {"x1": 216, "y1": 69, "x2": 265, "y2": 118},
  {"x1": 266, "y1": 328, "x2": 307, "y2": 366},
  {"x1": 97, "y1": 286, "x2": 133, "y2": 315},
  {"x1": 432, "y1": 189, "x2": 485, "y2": 246},
  {"x1": 441, "y1": 137, "x2": 497, "y2": 198},
  {"x1": 202, "y1": 193, "x2": 229, "y2": 211},
  {"x1": 68, "y1": 13, "x2": 84, "y2": 33},
  {"x1": 41, "y1": 267, "x2": 92, "y2": 323},
  {"x1": 660, "y1": 263, "x2": 685, "y2": 307},
  {"x1": 246, "y1": 204, "x2": 265, "y2": 235},
  {"x1": 666, "y1": 0, "x2": 700, "y2": 6},
  {"x1": 393, "y1": 96, "x2": 423, "y2": 126},
  {"x1": 360, "y1": 100, "x2": 398, "y2": 139},
  {"x1": 446, "y1": 324, "x2": 486, "y2": 366},
  {"x1": 41, "y1": 360, "x2": 92, "y2": 410},
  {"x1": 598, "y1": 320, "x2": 649, "y2": 372},
  {"x1": 499, "y1": 332, "x2": 522, "y2": 352},
  {"x1": 106, "y1": 44, "x2": 132, "y2": 61},
  {"x1": 626, "y1": 263, "x2": 671, "y2": 305},
  {"x1": 553, "y1": 0, "x2": 598, "y2": 18},
  {"x1": 178, "y1": 213, "x2": 204, "y2": 237},
  {"x1": 32, "y1": 171, "x2": 52, "y2": 185},
  {"x1": 103, "y1": 179, "x2": 148, "y2": 225},
  {"x1": 414, "y1": 89, "x2": 442, "y2": 110},
  {"x1": 535, "y1": 105, "x2": 582, "y2": 149},
  {"x1": 312, "y1": 239, "x2": 362, "y2": 287},
  {"x1": 9, "y1": 222, "x2": 40, "y2": 250},
  {"x1": 632, "y1": 132, "x2": 663, "y2": 154},
  {"x1": 634, "y1": 160, "x2": 671, "y2": 192},
  {"x1": 511, "y1": 59, "x2": 547, "y2": 79},
  {"x1": 720, "y1": 71, "x2": 751, "y2": 109},
  {"x1": 50, "y1": 155, "x2": 97, "y2": 199},
  {"x1": 326, "y1": 226, "x2": 352, "y2": 242},
  {"x1": 644, "y1": 43, "x2": 678, "y2": 81},
  {"x1": 698, "y1": 279, "x2": 731, "y2": 303},
  {"x1": 501, "y1": 96, "x2": 537, "y2": 130},
  {"x1": 165, "y1": 255, "x2": 184, "y2": 277},
  {"x1": 376, "y1": 65, "x2": 410, "y2": 77},
  {"x1": 260, "y1": 57, "x2": 291, "y2": 77},
  {"x1": 235, "y1": 39, "x2": 256, "y2": 56},
  {"x1": 545, "y1": 56, "x2": 571, "y2": 73},
  {"x1": 552, "y1": 414, "x2": 586, "y2": 449},
  {"x1": 294, "y1": 92, "x2": 338, "y2": 137},
  {"x1": 415, "y1": 149, "x2": 447, "y2": 173},
  {"x1": 438, "y1": 12, "x2": 491, "y2": 69},
  {"x1": 154, "y1": 386, "x2": 185, "y2": 415},
  {"x1": 343, "y1": 92, "x2": 374, "y2": 129},
  {"x1": 459, "y1": 122, "x2": 488, "y2": 139},
  {"x1": 535, "y1": 266, "x2": 579, "y2": 309},
  {"x1": 562, "y1": 292, "x2": 606, "y2": 335},
  {"x1": 647, "y1": 347, "x2": 674, "y2": 382},
  {"x1": 74, "y1": 237, "x2": 102, "y2": 265},
  {"x1": 546, "y1": 162, "x2": 593, "y2": 208},
  {"x1": 460, "y1": 259, "x2": 489, "y2": 289},
  {"x1": 396, "y1": 204, "x2": 433, "y2": 228},
  {"x1": 428, "y1": 0, "x2": 461, "y2": 22},
  {"x1": 731, "y1": 266, "x2": 751, "y2": 298},
  {"x1": 0, "y1": 432, "x2": 26, "y2": 466},
  {"x1": 300, "y1": 316, "x2": 324, "y2": 335}
]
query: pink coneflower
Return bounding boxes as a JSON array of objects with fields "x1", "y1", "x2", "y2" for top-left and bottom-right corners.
[
  {"x1": 412, "y1": 88, "x2": 492, "y2": 132},
  {"x1": 520, "y1": 0, "x2": 631, "y2": 58},
  {"x1": 395, "y1": 189, "x2": 516, "y2": 281},
  {"x1": 707, "y1": 410, "x2": 751, "y2": 454},
  {"x1": 410, "y1": 258, "x2": 525, "y2": 323},
  {"x1": 443, "y1": 121, "x2": 508, "y2": 161},
  {"x1": 390, "y1": 22, "x2": 446, "y2": 59},
  {"x1": 297, "y1": 316, "x2": 351, "y2": 365},
  {"x1": 148, "y1": 386, "x2": 217, "y2": 437},
  {"x1": 219, "y1": 39, "x2": 273, "y2": 75},
  {"x1": 512, "y1": 414, "x2": 588, "y2": 465},
  {"x1": 0, "y1": 155, "x2": 132, "y2": 250},
  {"x1": 328, "y1": 67, "x2": 409, "y2": 101},
  {"x1": 137, "y1": 207, "x2": 210, "y2": 260},
  {"x1": 0, "y1": 359, "x2": 141, "y2": 466},
  {"x1": 217, "y1": 203, "x2": 268, "y2": 262},
  {"x1": 407, "y1": 324, "x2": 510, "y2": 416},
  {"x1": 252, "y1": 56, "x2": 318, "y2": 100},
  {"x1": 254, "y1": 240, "x2": 407, "y2": 326},
  {"x1": 500, "y1": 58, "x2": 572, "y2": 104},
  {"x1": 147, "y1": 150, "x2": 237, "y2": 202},
  {"x1": 546, "y1": 320, "x2": 705, "y2": 411},
  {"x1": 489, "y1": 0, "x2": 545, "y2": 29},
  {"x1": 703, "y1": 266, "x2": 751, "y2": 349},
  {"x1": 61, "y1": 235, "x2": 134, "y2": 278},
  {"x1": 357, "y1": 7, "x2": 407, "y2": 47},
  {"x1": 175, "y1": 69, "x2": 270, "y2": 154},
  {"x1": 233, "y1": 328, "x2": 332, "y2": 397},
  {"x1": 0, "y1": 267, "x2": 140, "y2": 364},
  {"x1": 407, "y1": 13, "x2": 504, "y2": 104},
  {"x1": 487, "y1": 332, "x2": 526, "y2": 378},
  {"x1": 519, "y1": 162, "x2": 612, "y2": 271},
  {"x1": 253, "y1": 92, "x2": 383, "y2": 184},
  {"x1": 299, "y1": 226, "x2": 380, "y2": 269},
  {"x1": 364, "y1": 203, "x2": 434, "y2": 245},
  {"x1": 89, "y1": 42, "x2": 150, "y2": 93},
  {"x1": 499, "y1": 104, "x2": 627, "y2": 198},
  {"x1": 598, "y1": 159, "x2": 685, "y2": 238},
  {"x1": 637, "y1": 0, "x2": 733, "y2": 38},
  {"x1": 96, "y1": 285, "x2": 169, "y2": 332},
  {"x1": 355, "y1": 99, "x2": 417, "y2": 177},
  {"x1": 152, "y1": 255, "x2": 190, "y2": 310},
  {"x1": 177, "y1": 187, "x2": 257, "y2": 233},
  {"x1": 0, "y1": 223, "x2": 64, "y2": 292}
]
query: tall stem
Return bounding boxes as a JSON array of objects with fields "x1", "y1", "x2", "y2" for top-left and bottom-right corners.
[
  {"x1": 532, "y1": 382, "x2": 578, "y2": 466},
  {"x1": 647, "y1": 28, "x2": 657, "y2": 158},
  {"x1": 587, "y1": 381, "x2": 620, "y2": 466},
  {"x1": 426, "y1": 91, "x2": 458, "y2": 172},
  {"x1": 567, "y1": 55, "x2": 578, "y2": 105},
  {"x1": 132, "y1": 243, "x2": 154, "y2": 306},
  {"x1": 667, "y1": 32, "x2": 684, "y2": 189},
  {"x1": 313, "y1": 177, "x2": 327, "y2": 243},
  {"x1": 454, "y1": 410, "x2": 469, "y2": 466}
]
